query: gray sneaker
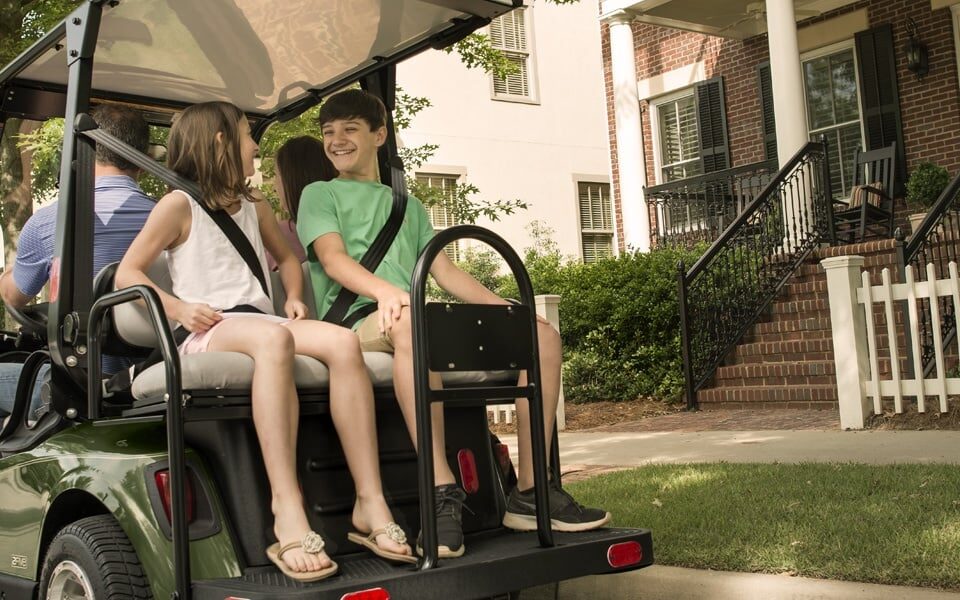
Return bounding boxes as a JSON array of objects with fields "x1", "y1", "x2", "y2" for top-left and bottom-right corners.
[
  {"x1": 502, "y1": 481, "x2": 611, "y2": 532},
  {"x1": 416, "y1": 484, "x2": 467, "y2": 558}
]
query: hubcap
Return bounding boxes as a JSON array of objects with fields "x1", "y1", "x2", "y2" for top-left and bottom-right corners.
[{"x1": 46, "y1": 560, "x2": 94, "y2": 600}]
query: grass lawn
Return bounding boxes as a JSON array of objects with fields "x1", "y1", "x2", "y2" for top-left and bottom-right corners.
[{"x1": 566, "y1": 463, "x2": 960, "y2": 589}]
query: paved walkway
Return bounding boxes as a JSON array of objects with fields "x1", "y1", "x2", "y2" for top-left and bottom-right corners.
[{"x1": 500, "y1": 409, "x2": 960, "y2": 599}]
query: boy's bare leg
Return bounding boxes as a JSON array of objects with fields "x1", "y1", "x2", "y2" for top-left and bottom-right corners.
[
  {"x1": 514, "y1": 321, "x2": 562, "y2": 490},
  {"x1": 287, "y1": 320, "x2": 411, "y2": 557},
  {"x1": 207, "y1": 319, "x2": 332, "y2": 574},
  {"x1": 388, "y1": 307, "x2": 457, "y2": 485}
]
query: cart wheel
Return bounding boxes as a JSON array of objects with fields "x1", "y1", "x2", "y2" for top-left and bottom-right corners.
[{"x1": 39, "y1": 515, "x2": 152, "y2": 599}]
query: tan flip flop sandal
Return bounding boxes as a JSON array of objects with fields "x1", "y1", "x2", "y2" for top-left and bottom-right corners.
[
  {"x1": 347, "y1": 522, "x2": 417, "y2": 564},
  {"x1": 266, "y1": 531, "x2": 339, "y2": 582}
]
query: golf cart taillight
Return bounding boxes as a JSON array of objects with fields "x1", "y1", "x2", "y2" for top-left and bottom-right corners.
[
  {"x1": 606, "y1": 541, "x2": 643, "y2": 568},
  {"x1": 457, "y1": 449, "x2": 479, "y2": 494},
  {"x1": 154, "y1": 470, "x2": 196, "y2": 524},
  {"x1": 340, "y1": 589, "x2": 390, "y2": 600}
]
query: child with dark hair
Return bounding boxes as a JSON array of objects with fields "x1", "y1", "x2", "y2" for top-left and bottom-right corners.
[
  {"x1": 118, "y1": 101, "x2": 413, "y2": 582},
  {"x1": 266, "y1": 136, "x2": 336, "y2": 270},
  {"x1": 298, "y1": 89, "x2": 610, "y2": 560}
]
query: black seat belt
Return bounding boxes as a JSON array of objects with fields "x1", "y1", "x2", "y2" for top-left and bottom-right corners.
[{"x1": 322, "y1": 156, "x2": 408, "y2": 329}]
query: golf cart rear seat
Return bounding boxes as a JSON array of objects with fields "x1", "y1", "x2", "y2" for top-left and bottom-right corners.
[{"x1": 106, "y1": 257, "x2": 511, "y2": 405}]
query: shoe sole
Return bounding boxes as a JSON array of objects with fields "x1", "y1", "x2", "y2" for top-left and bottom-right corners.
[
  {"x1": 502, "y1": 511, "x2": 612, "y2": 533},
  {"x1": 416, "y1": 544, "x2": 466, "y2": 559}
]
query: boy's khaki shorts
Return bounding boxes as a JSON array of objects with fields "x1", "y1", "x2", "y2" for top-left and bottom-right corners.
[{"x1": 356, "y1": 312, "x2": 395, "y2": 352}]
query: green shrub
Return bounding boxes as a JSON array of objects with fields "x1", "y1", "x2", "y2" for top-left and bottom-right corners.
[
  {"x1": 906, "y1": 162, "x2": 950, "y2": 210},
  {"x1": 560, "y1": 247, "x2": 701, "y2": 403}
]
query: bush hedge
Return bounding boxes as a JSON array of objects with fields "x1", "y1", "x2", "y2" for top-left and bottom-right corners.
[{"x1": 449, "y1": 225, "x2": 702, "y2": 403}]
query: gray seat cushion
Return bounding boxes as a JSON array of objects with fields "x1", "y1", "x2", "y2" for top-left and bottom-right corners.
[{"x1": 131, "y1": 350, "x2": 515, "y2": 401}]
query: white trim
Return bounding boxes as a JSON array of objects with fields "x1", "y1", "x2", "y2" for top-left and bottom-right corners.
[{"x1": 637, "y1": 61, "x2": 706, "y2": 102}]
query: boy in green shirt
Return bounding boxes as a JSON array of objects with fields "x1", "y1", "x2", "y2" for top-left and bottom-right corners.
[{"x1": 298, "y1": 89, "x2": 609, "y2": 559}]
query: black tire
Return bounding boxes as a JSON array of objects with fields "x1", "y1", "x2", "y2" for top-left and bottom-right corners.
[{"x1": 39, "y1": 515, "x2": 152, "y2": 600}]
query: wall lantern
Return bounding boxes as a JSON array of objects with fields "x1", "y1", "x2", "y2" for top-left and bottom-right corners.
[{"x1": 905, "y1": 18, "x2": 929, "y2": 80}]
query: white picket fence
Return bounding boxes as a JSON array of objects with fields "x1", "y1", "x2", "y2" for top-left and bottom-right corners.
[
  {"x1": 823, "y1": 255, "x2": 958, "y2": 429},
  {"x1": 486, "y1": 294, "x2": 566, "y2": 431}
]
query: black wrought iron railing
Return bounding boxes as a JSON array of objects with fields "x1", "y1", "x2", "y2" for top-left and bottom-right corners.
[
  {"x1": 897, "y1": 171, "x2": 960, "y2": 376},
  {"x1": 678, "y1": 141, "x2": 835, "y2": 409},
  {"x1": 646, "y1": 159, "x2": 779, "y2": 248}
]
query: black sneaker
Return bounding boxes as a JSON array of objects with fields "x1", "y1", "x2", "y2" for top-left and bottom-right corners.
[
  {"x1": 416, "y1": 484, "x2": 466, "y2": 558},
  {"x1": 503, "y1": 481, "x2": 611, "y2": 532}
]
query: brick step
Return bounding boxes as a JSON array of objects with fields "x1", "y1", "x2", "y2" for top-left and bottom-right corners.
[
  {"x1": 696, "y1": 384, "x2": 838, "y2": 406},
  {"x1": 753, "y1": 316, "x2": 832, "y2": 335},
  {"x1": 769, "y1": 300, "x2": 829, "y2": 317},
  {"x1": 728, "y1": 338, "x2": 834, "y2": 364},
  {"x1": 741, "y1": 329, "x2": 834, "y2": 344},
  {"x1": 714, "y1": 361, "x2": 835, "y2": 386},
  {"x1": 778, "y1": 279, "x2": 828, "y2": 301}
]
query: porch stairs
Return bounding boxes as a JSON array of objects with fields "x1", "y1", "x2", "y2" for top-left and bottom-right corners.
[{"x1": 696, "y1": 239, "x2": 903, "y2": 410}]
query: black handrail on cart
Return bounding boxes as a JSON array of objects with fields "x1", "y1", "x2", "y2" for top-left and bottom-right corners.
[
  {"x1": 410, "y1": 225, "x2": 555, "y2": 570},
  {"x1": 87, "y1": 285, "x2": 190, "y2": 599}
]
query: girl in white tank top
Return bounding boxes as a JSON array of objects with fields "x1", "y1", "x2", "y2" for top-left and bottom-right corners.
[{"x1": 117, "y1": 102, "x2": 413, "y2": 582}]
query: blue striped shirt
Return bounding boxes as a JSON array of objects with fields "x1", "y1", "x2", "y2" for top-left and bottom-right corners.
[{"x1": 14, "y1": 175, "x2": 154, "y2": 372}]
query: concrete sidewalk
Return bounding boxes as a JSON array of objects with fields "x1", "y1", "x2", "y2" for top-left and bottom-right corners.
[
  {"x1": 522, "y1": 566, "x2": 960, "y2": 600},
  {"x1": 499, "y1": 427, "x2": 960, "y2": 599},
  {"x1": 501, "y1": 429, "x2": 960, "y2": 466}
]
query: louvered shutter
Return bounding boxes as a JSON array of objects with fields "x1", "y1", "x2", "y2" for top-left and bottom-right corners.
[
  {"x1": 578, "y1": 182, "x2": 613, "y2": 262},
  {"x1": 695, "y1": 77, "x2": 730, "y2": 173},
  {"x1": 758, "y1": 62, "x2": 778, "y2": 163},
  {"x1": 855, "y1": 24, "x2": 906, "y2": 194},
  {"x1": 491, "y1": 9, "x2": 530, "y2": 99}
]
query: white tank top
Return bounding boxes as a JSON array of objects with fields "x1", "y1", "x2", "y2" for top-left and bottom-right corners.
[{"x1": 166, "y1": 191, "x2": 274, "y2": 315}]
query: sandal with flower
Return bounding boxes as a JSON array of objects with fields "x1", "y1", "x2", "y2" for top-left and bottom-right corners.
[
  {"x1": 266, "y1": 530, "x2": 339, "y2": 582},
  {"x1": 347, "y1": 521, "x2": 416, "y2": 564}
]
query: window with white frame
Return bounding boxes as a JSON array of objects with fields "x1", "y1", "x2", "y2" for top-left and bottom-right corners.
[
  {"x1": 417, "y1": 173, "x2": 460, "y2": 261},
  {"x1": 489, "y1": 8, "x2": 535, "y2": 101},
  {"x1": 802, "y1": 43, "x2": 864, "y2": 200},
  {"x1": 578, "y1": 182, "x2": 614, "y2": 262},
  {"x1": 653, "y1": 90, "x2": 703, "y2": 183}
]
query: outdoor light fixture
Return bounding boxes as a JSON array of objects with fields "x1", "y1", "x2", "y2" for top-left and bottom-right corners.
[{"x1": 905, "y1": 17, "x2": 929, "y2": 80}]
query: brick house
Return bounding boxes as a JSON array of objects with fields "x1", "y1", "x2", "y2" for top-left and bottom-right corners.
[{"x1": 597, "y1": 0, "x2": 960, "y2": 409}]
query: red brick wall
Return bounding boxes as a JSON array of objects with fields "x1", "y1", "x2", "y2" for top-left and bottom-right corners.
[{"x1": 603, "y1": 0, "x2": 960, "y2": 251}]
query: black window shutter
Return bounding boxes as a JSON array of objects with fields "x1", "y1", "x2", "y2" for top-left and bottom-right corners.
[
  {"x1": 758, "y1": 62, "x2": 778, "y2": 163},
  {"x1": 855, "y1": 23, "x2": 906, "y2": 194},
  {"x1": 695, "y1": 77, "x2": 730, "y2": 173}
]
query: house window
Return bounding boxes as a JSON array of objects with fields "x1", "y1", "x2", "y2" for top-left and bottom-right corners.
[
  {"x1": 578, "y1": 182, "x2": 613, "y2": 262},
  {"x1": 417, "y1": 173, "x2": 460, "y2": 261},
  {"x1": 654, "y1": 91, "x2": 703, "y2": 183},
  {"x1": 490, "y1": 8, "x2": 535, "y2": 102},
  {"x1": 802, "y1": 45, "x2": 863, "y2": 199}
]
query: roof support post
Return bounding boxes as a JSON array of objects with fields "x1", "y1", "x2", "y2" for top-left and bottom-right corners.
[{"x1": 602, "y1": 9, "x2": 650, "y2": 253}]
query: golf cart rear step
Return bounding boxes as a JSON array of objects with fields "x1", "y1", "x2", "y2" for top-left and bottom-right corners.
[{"x1": 192, "y1": 528, "x2": 653, "y2": 600}]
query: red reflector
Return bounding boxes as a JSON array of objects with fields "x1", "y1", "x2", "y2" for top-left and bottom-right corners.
[
  {"x1": 494, "y1": 442, "x2": 513, "y2": 474},
  {"x1": 50, "y1": 256, "x2": 60, "y2": 301},
  {"x1": 155, "y1": 470, "x2": 196, "y2": 524},
  {"x1": 457, "y1": 449, "x2": 479, "y2": 494},
  {"x1": 340, "y1": 589, "x2": 390, "y2": 600},
  {"x1": 607, "y1": 541, "x2": 643, "y2": 568}
]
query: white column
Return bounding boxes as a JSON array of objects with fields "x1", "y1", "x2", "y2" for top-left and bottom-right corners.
[
  {"x1": 605, "y1": 9, "x2": 650, "y2": 252},
  {"x1": 765, "y1": 0, "x2": 808, "y2": 167},
  {"x1": 821, "y1": 256, "x2": 871, "y2": 430},
  {"x1": 535, "y1": 294, "x2": 565, "y2": 431}
]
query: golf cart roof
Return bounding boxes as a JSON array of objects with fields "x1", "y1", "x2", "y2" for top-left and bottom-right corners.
[{"x1": 0, "y1": 0, "x2": 517, "y2": 123}]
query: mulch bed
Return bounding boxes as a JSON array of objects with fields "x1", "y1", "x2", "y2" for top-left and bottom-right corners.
[
  {"x1": 488, "y1": 398, "x2": 681, "y2": 434},
  {"x1": 866, "y1": 403, "x2": 960, "y2": 430}
]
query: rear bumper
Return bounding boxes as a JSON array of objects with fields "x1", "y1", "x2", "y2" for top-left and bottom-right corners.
[{"x1": 192, "y1": 527, "x2": 653, "y2": 600}]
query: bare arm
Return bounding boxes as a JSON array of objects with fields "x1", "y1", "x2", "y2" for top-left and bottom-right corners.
[
  {"x1": 116, "y1": 191, "x2": 220, "y2": 332},
  {"x1": 430, "y1": 253, "x2": 507, "y2": 305},
  {"x1": 0, "y1": 268, "x2": 33, "y2": 309},
  {"x1": 255, "y1": 200, "x2": 304, "y2": 317}
]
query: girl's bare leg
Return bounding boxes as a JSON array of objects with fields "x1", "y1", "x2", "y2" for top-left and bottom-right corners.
[
  {"x1": 286, "y1": 320, "x2": 411, "y2": 557},
  {"x1": 206, "y1": 319, "x2": 331, "y2": 574}
]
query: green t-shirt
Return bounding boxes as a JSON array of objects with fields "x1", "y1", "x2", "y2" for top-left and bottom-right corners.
[{"x1": 297, "y1": 178, "x2": 435, "y2": 326}]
